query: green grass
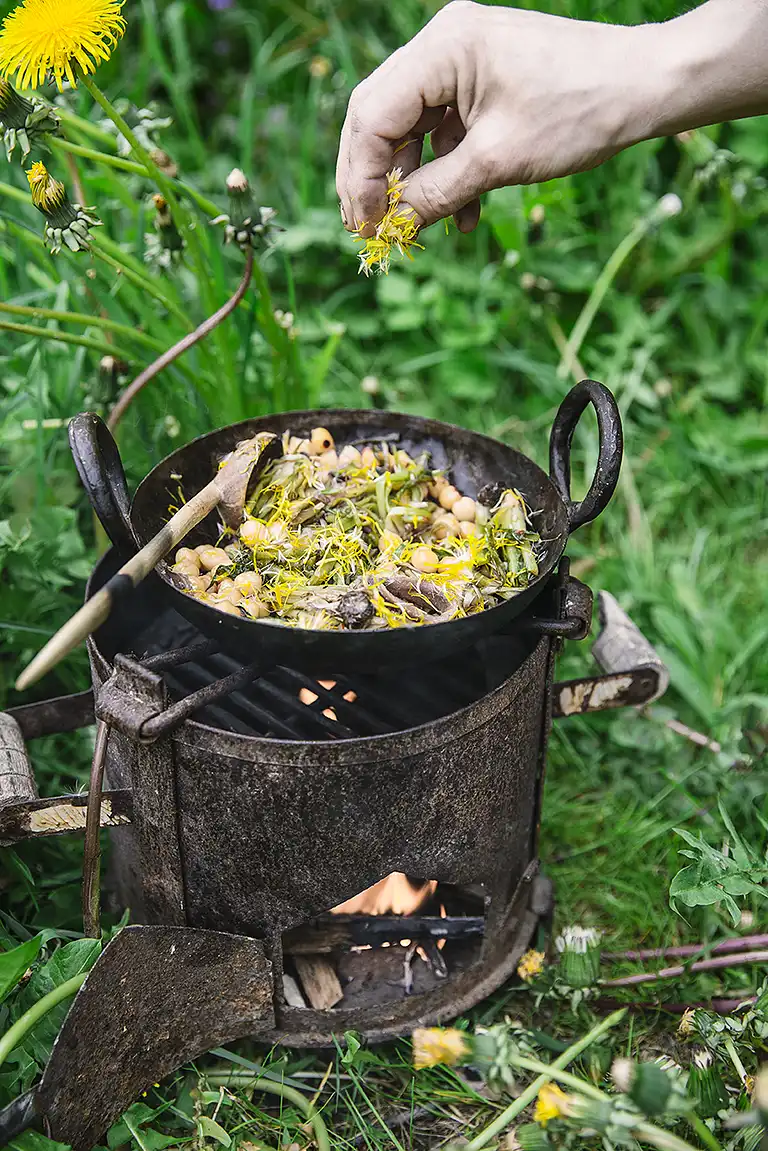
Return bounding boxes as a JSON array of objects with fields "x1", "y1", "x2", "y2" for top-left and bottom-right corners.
[{"x1": 0, "y1": 0, "x2": 767, "y2": 1146}]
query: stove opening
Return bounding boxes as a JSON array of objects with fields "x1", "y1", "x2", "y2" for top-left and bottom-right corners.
[{"x1": 281, "y1": 879, "x2": 487, "y2": 1012}]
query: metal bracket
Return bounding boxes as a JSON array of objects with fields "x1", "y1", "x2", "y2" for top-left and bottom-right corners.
[
  {"x1": 553, "y1": 590, "x2": 669, "y2": 717},
  {"x1": 31, "y1": 926, "x2": 275, "y2": 1151}
]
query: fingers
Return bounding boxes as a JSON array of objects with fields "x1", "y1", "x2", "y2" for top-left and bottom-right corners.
[
  {"x1": 398, "y1": 130, "x2": 492, "y2": 229},
  {"x1": 336, "y1": 13, "x2": 461, "y2": 233},
  {"x1": 430, "y1": 106, "x2": 482, "y2": 233}
]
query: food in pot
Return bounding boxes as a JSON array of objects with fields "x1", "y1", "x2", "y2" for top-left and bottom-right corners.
[{"x1": 167, "y1": 427, "x2": 542, "y2": 630}]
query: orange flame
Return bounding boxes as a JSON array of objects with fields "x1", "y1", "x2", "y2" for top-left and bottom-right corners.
[{"x1": 332, "y1": 873, "x2": 437, "y2": 916}]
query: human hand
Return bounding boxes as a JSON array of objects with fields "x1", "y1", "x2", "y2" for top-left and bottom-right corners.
[{"x1": 336, "y1": 1, "x2": 663, "y2": 236}]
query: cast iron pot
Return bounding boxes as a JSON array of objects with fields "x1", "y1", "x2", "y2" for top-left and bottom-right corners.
[{"x1": 69, "y1": 379, "x2": 622, "y2": 672}]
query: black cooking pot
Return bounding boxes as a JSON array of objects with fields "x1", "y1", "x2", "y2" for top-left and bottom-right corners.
[{"x1": 69, "y1": 379, "x2": 622, "y2": 672}]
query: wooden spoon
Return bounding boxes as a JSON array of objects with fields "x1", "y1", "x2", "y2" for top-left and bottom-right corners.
[{"x1": 15, "y1": 432, "x2": 282, "y2": 692}]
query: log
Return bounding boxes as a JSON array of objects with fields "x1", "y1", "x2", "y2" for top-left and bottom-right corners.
[
  {"x1": 0, "y1": 712, "x2": 37, "y2": 809},
  {"x1": 293, "y1": 956, "x2": 344, "y2": 1010}
]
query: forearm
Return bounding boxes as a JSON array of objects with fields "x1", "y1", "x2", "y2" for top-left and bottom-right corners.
[{"x1": 637, "y1": 0, "x2": 768, "y2": 141}]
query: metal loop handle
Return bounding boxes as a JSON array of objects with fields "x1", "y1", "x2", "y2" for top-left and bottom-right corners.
[
  {"x1": 549, "y1": 379, "x2": 623, "y2": 532},
  {"x1": 69, "y1": 412, "x2": 136, "y2": 553}
]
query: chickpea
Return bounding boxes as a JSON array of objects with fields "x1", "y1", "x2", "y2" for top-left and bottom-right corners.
[
  {"x1": 242, "y1": 597, "x2": 270, "y2": 619},
  {"x1": 234, "y1": 570, "x2": 262, "y2": 595},
  {"x1": 175, "y1": 547, "x2": 200, "y2": 568},
  {"x1": 360, "y1": 446, "x2": 377, "y2": 469},
  {"x1": 214, "y1": 599, "x2": 240, "y2": 616},
  {"x1": 220, "y1": 587, "x2": 244, "y2": 606},
  {"x1": 197, "y1": 546, "x2": 231, "y2": 572},
  {"x1": 307, "y1": 427, "x2": 334, "y2": 455},
  {"x1": 460, "y1": 521, "x2": 480, "y2": 538},
  {"x1": 172, "y1": 560, "x2": 201, "y2": 578},
  {"x1": 438, "y1": 485, "x2": 460, "y2": 511},
  {"x1": 378, "y1": 530, "x2": 402, "y2": 554},
  {"x1": 453, "y1": 496, "x2": 477, "y2": 522},
  {"x1": 268, "y1": 520, "x2": 288, "y2": 543},
  {"x1": 428, "y1": 475, "x2": 449, "y2": 499},
  {"x1": 337, "y1": 445, "x2": 362, "y2": 469},
  {"x1": 411, "y1": 546, "x2": 440, "y2": 574},
  {"x1": 217, "y1": 578, "x2": 236, "y2": 594},
  {"x1": 318, "y1": 449, "x2": 339, "y2": 471},
  {"x1": 430, "y1": 513, "x2": 460, "y2": 541},
  {"x1": 240, "y1": 519, "x2": 269, "y2": 547},
  {"x1": 186, "y1": 574, "x2": 211, "y2": 593}
]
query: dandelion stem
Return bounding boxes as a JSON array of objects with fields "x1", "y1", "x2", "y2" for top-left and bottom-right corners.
[
  {"x1": 512, "y1": 1056, "x2": 716, "y2": 1151},
  {"x1": 49, "y1": 137, "x2": 222, "y2": 218},
  {"x1": 556, "y1": 216, "x2": 649, "y2": 379},
  {"x1": 108, "y1": 247, "x2": 254, "y2": 432},
  {"x1": 0, "y1": 302, "x2": 164, "y2": 353},
  {"x1": 723, "y1": 1036, "x2": 749, "y2": 1085},
  {"x1": 0, "y1": 974, "x2": 87, "y2": 1071},
  {"x1": 0, "y1": 319, "x2": 136, "y2": 363},
  {"x1": 204, "y1": 1073, "x2": 331, "y2": 1151},
  {"x1": 55, "y1": 106, "x2": 120, "y2": 149},
  {"x1": 79, "y1": 74, "x2": 217, "y2": 301},
  {"x1": 91, "y1": 239, "x2": 192, "y2": 331},
  {"x1": 463, "y1": 1008, "x2": 627, "y2": 1151}
]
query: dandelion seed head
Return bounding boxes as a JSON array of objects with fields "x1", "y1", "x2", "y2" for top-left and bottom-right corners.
[{"x1": 0, "y1": 0, "x2": 126, "y2": 91}]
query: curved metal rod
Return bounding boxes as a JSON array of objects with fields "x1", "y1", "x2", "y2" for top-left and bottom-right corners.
[{"x1": 108, "y1": 247, "x2": 255, "y2": 432}]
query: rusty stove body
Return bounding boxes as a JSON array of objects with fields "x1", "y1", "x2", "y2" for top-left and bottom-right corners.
[{"x1": 0, "y1": 547, "x2": 667, "y2": 1150}]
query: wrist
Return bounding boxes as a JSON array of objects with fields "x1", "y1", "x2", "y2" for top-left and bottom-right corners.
[{"x1": 628, "y1": 0, "x2": 768, "y2": 140}]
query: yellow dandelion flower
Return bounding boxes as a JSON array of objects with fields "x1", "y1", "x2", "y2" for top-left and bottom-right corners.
[
  {"x1": 412, "y1": 1027, "x2": 471, "y2": 1070},
  {"x1": 356, "y1": 168, "x2": 423, "y2": 277},
  {"x1": 533, "y1": 1083, "x2": 572, "y2": 1127},
  {"x1": 517, "y1": 949, "x2": 546, "y2": 983},
  {"x1": 0, "y1": 0, "x2": 126, "y2": 91},
  {"x1": 677, "y1": 1008, "x2": 696, "y2": 1037},
  {"x1": 27, "y1": 158, "x2": 64, "y2": 210}
]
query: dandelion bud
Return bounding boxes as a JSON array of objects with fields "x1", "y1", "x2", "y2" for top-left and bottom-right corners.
[
  {"x1": 149, "y1": 148, "x2": 178, "y2": 178},
  {"x1": 554, "y1": 925, "x2": 602, "y2": 989},
  {"x1": 309, "y1": 55, "x2": 331, "y2": 79},
  {"x1": 211, "y1": 168, "x2": 283, "y2": 251},
  {"x1": 26, "y1": 161, "x2": 100, "y2": 254},
  {"x1": 610, "y1": 1059, "x2": 672, "y2": 1117},
  {"x1": 509, "y1": 1125, "x2": 551, "y2": 1151},
  {"x1": 145, "y1": 193, "x2": 184, "y2": 268},
  {"x1": 655, "y1": 193, "x2": 683, "y2": 220},
  {"x1": 687, "y1": 1056, "x2": 730, "y2": 1119},
  {"x1": 226, "y1": 167, "x2": 249, "y2": 196},
  {"x1": 0, "y1": 78, "x2": 59, "y2": 162},
  {"x1": 361, "y1": 375, "x2": 379, "y2": 396}
]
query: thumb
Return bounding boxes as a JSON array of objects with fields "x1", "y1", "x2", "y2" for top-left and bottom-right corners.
[{"x1": 399, "y1": 135, "x2": 492, "y2": 228}]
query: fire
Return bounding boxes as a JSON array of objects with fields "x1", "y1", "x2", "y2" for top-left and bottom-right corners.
[
  {"x1": 332, "y1": 873, "x2": 437, "y2": 916},
  {"x1": 299, "y1": 681, "x2": 357, "y2": 722}
]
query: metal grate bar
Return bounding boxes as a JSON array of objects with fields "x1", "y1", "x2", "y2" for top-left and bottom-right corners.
[{"x1": 167, "y1": 663, "x2": 304, "y2": 741}]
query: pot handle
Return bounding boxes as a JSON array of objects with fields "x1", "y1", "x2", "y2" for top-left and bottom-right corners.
[
  {"x1": 549, "y1": 379, "x2": 623, "y2": 532},
  {"x1": 69, "y1": 412, "x2": 136, "y2": 553}
]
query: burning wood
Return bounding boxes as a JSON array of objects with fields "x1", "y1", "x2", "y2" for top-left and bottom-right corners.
[{"x1": 332, "y1": 872, "x2": 437, "y2": 916}]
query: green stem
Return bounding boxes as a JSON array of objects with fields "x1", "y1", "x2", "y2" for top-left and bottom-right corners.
[
  {"x1": 204, "y1": 1073, "x2": 331, "y2": 1151},
  {"x1": 463, "y1": 1008, "x2": 627, "y2": 1151},
  {"x1": 556, "y1": 217, "x2": 648, "y2": 380},
  {"x1": 0, "y1": 973, "x2": 87, "y2": 1070},
  {"x1": 49, "y1": 137, "x2": 222, "y2": 217},
  {"x1": 512, "y1": 1056, "x2": 713, "y2": 1151},
  {"x1": 686, "y1": 1110, "x2": 725, "y2": 1151},
  {"x1": 50, "y1": 134, "x2": 148, "y2": 177},
  {"x1": 0, "y1": 179, "x2": 29, "y2": 208},
  {"x1": 91, "y1": 238, "x2": 192, "y2": 330},
  {"x1": 723, "y1": 1036, "x2": 749, "y2": 1085},
  {"x1": 56, "y1": 106, "x2": 117, "y2": 149},
  {"x1": 0, "y1": 319, "x2": 137, "y2": 363},
  {"x1": 0, "y1": 301, "x2": 164, "y2": 353}
]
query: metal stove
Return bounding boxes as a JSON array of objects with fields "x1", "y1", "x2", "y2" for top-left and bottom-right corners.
[{"x1": 1, "y1": 549, "x2": 666, "y2": 1150}]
